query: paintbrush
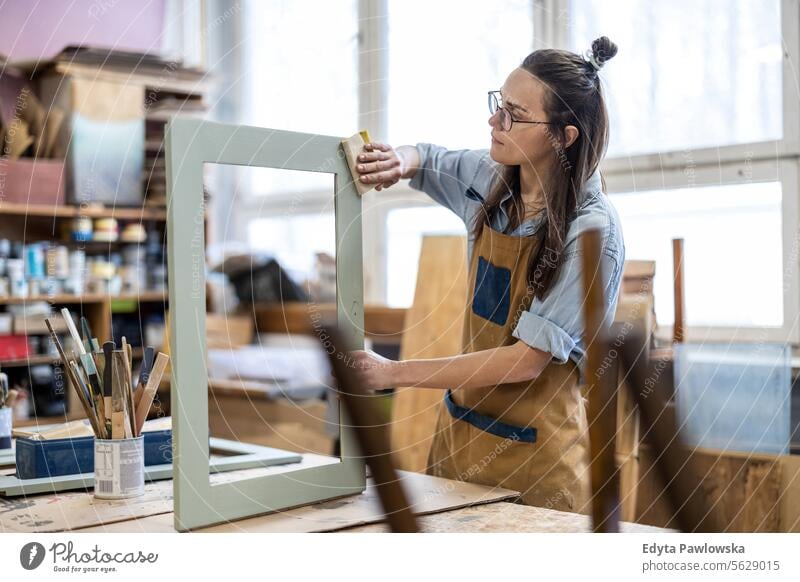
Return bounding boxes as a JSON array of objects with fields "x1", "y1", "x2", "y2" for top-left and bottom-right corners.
[
  {"x1": 44, "y1": 317, "x2": 103, "y2": 437},
  {"x1": 69, "y1": 360, "x2": 104, "y2": 438},
  {"x1": 120, "y1": 342, "x2": 137, "y2": 438},
  {"x1": 122, "y1": 336, "x2": 133, "y2": 370},
  {"x1": 102, "y1": 342, "x2": 114, "y2": 430},
  {"x1": 61, "y1": 309, "x2": 104, "y2": 402},
  {"x1": 45, "y1": 317, "x2": 105, "y2": 438},
  {"x1": 80, "y1": 316, "x2": 93, "y2": 353},
  {"x1": 134, "y1": 347, "x2": 154, "y2": 407},
  {"x1": 63, "y1": 311, "x2": 106, "y2": 423},
  {"x1": 111, "y1": 351, "x2": 127, "y2": 439},
  {"x1": 80, "y1": 315, "x2": 100, "y2": 352},
  {"x1": 135, "y1": 352, "x2": 169, "y2": 435}
]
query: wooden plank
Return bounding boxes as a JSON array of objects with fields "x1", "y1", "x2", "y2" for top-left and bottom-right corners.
[
  {"x1": 72, "y1": 471, "x2": 517, "y2": 533},
  {"x1": 635, "y1": 446, "x2": 784, "y2": 532},
  {"x1": 251, "y1": 303, "x2": 406, "y2": 339},
  {"x1": 344, "y1": 501, "x2": 673, "y2": 533},
  {"x1": 622, "y1": 260, "x2": 656, "y2": 280},
  {"x1": 779, "y1": 453, "x2": 800, "y2": 532},
  {"x1": 205, "y1": 314, "x2": 253, "y2": 349},
  {"x1": 0, "y1": 201, "x2": 167, "y2": 220},
  {"x1": 672, "y1": 238, "x2": 685, "y2": 343},
  {"x1": 390, "y1": 235, "x2": 468, "y2": 473},
  {"x1": 0, "y1": 292, "x2": 166, "y2": 306}
]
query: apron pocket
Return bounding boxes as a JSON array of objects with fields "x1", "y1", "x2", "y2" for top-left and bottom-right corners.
[
  {"x1": 471, "y1": 256, "x2": 511, "y2": 326},
  {"x1": 444, "y1": 390, "x2": 537, "y2": 443}
]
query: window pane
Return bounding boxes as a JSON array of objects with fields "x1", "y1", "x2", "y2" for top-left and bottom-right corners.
[
  {"x1": 570, "y1": 0, "x2": 782, "y2": 156},
  {"x1": 247, "y1": 212, "x2": 336, "y2": 287},
  {"x1": 386, "y1": 207, "x2": 466, "y2": 307},
  {"x1": 388, "y1": 0, "x2": 533, "y2": 150},
  {"x1": 243, "y1": 0, "x2": 358, "y2": 195},
  {"x1": 612, "y1": 182, "x2": 783, "y2": 327}
]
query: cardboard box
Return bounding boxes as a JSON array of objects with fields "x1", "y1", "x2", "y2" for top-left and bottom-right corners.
[
  {"x1": 0, "y1": 157, "x2": 65, "y2": 205},
  {"x1": 38, "y1": 74, "x2": 144, "y2": 206},
  {"x1": 13, "y1": 313, "x2": 68, "y2": 336}
]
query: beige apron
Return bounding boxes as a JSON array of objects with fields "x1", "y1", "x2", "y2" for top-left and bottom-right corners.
[{"x1": 426, "y1": 223, "x2": 591, "y2": 513}]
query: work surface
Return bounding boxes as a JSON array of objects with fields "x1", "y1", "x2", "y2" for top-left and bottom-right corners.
[{"x1": 0, "y1": 453, "x2": 669, "y2": 533}]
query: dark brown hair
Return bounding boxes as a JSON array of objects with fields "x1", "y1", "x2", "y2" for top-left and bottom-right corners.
[{"x1": 471, "y1": 36, "x2": 618, "y2": 298}]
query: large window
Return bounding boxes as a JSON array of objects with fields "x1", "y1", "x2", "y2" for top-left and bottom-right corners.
[
  {"x1": 570, "y1": 0, "x2": 797, "y2": 342},
  {"x1": 226, "y1": 0, "x2": 798, "y2": 342},
  {"x1": 570, "y1": 0, "x2": 782, "y2": 157},
  {"x1": 242, "y1": 0, "x2": 358, "y2": 196},
  {"x1": 387, "y1": 0, "x2": 534, "y2": 150},
  {"x1": 613, "y1": 181, "x2": 783, "y2": 327}
]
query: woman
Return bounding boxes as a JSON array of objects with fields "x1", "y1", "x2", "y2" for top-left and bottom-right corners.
[{"x1": 350, "y1": 37, "x2": 625, "y2": 514}]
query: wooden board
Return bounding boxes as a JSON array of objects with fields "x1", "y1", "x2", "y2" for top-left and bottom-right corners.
[
  {"x1": 390, "y1": 235, "x2": 468, "y2": 472},
  {"x1": 250, "y1": 303, "x2": 406, "y2": 340},
  {"x1": 345, "y1": 501, "x2": 674, "y2": 533},
  {"x1": 60, "y1": 470, "x2": 515, "y2": 533},
  {"x1": 635, "y1": 446, "x2": 787, "y2": 532},
  {"x1": 779, "y1": 453, "x2": 800, "y2": 532}
]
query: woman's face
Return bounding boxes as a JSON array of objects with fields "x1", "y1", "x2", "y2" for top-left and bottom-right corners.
[{"x1": 489, "y1": 67, "x2": 567, "y2": 167}]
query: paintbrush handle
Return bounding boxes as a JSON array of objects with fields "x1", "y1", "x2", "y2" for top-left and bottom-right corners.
[
  {"x1": 135, "y1": 353, "x2": 169, "y2": 435},
  {"x1": 61, "y1": 308, "x2": 86, "y2": 356},
  {"x1": 69, "y1": 361, "x2": 103, "y2": 438}
]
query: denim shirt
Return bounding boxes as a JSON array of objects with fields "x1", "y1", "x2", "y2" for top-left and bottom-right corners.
[{"x1": 407, "y1": 142, "x2": 625, "y2": 371}]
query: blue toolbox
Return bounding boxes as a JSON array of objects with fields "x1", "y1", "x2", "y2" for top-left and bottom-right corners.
[{"x1": 15, "y1": 429, "x2": 172, "y2": 480}]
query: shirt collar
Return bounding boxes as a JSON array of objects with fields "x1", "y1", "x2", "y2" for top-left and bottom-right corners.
[{"x1": 489, "y1": 170, "x2": 602, "y2": 235}]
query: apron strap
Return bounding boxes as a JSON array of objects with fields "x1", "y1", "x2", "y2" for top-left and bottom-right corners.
[{"x1": 443, "y1": 390, "x2": 538, "y2": 443}]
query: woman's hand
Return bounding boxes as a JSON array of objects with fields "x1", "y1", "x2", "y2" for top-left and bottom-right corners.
[
  {"x1": 355, "y1": 143, "x2": 407, "y2": 191},
  {"x1": 348, "y1": 349, "x2": 399, "y2": 392}
]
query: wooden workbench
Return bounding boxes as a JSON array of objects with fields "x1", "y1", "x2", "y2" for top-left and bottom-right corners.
[{"x1": 0, "y1": 452, "x2": 669, "y2": 533}]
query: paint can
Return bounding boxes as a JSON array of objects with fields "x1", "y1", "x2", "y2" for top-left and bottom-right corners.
[
  {"x1": 93, "y1": 218, "x2": 119, "y2": 242},
  {"x1": 7, "y1": 259, "x2": 27, "y2": 297},
  {"x1": 24, "y1": 244, "x2": 45, "y2": 279},
  {"x1": 93, "y1": 436, "x2": 145, "y2": 499},
  {"x1": 65, "y1": 250, "x2": 86, "y2": 295},
  {"x1": 46, "y1": 245, "x2": 69, "y2": 279},
  {"x1": 70, "y1": 216, "x2": 93, "y2": 242}
]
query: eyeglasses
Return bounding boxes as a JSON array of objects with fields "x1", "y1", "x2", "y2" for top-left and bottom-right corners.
[{"x1": 487, "y1": 90, "x2": 559, "y2": 131}]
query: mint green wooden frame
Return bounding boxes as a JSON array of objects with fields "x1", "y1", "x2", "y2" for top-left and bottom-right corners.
[{"x1": 165, "y1": 118, "x2": 365, "y2": 531}]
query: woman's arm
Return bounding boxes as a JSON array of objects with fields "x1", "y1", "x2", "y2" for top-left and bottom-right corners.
[
  {"x1": 358, "y1": 142, "x2": 487, "y2": 223},
  {"x1": 349, "y1": 340, "x2": 552, "y2": 392}
]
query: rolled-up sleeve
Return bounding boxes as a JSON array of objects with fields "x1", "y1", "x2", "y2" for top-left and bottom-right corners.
[
  {"x1": 407, "y1": 143, "x2": 486, "y2": 223},
  {"x1": 512, "y1": 247, "x2": 622, "y2": 366}
]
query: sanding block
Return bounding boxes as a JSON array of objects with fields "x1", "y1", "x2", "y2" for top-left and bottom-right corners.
[{"x1": 341, "y1": 130, "x2": 374, "y2": 196}]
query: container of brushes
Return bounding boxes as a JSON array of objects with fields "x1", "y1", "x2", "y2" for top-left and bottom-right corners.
[{"x1": 94, "y1": 435, "x2": 145, "y2": 499}]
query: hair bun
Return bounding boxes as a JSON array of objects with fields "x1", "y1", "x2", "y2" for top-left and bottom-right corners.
[{"x1": 587, "y1": 36, "x2": 618, "y2": 70}]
